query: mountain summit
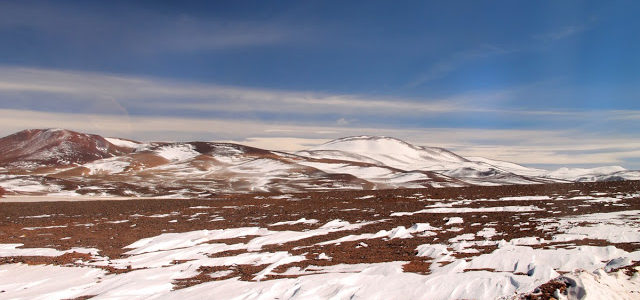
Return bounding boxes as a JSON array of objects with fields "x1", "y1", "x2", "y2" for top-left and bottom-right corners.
[{"x1": 0, "y1": 129, "x2": 130, "y2": 170}]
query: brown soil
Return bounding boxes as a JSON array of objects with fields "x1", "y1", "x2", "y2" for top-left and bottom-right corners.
[
  {"x1": 611, "y1": 261, "x2": 640, "y2": 277},
  {"x1": 0, "y1": 251, "x2": 92, "y2": 266},
  {"x1": 524, "y1": 279, "x2": 568, "y2": 300},
  {"x1": 173, "y1": 265, "x2": 242, "y2": 289},
  {"x1": 402, "y1": 259, "x2": 432, "y2": 274},
  {"x1": 0, "y1": 180, "x2": 639, "y2": 293}
]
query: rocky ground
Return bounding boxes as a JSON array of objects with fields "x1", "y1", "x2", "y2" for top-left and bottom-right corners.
[{"x1": 1, "y1": 181, "x2": 639, "y2": 299}]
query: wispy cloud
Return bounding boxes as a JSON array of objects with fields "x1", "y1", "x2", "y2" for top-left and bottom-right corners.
[
  {"x1": 0, "y1": 108, "x2": 638, "y2": 168},
  {"x1": 534, "y1": 16, "x2": 600, "y2": 42},
  {"x1": 0, "y1": 66, "x2": 473, "y2": 118},
  {"x1": 0, "y1": 66, "x2": 638, "y2": 168},
  {"x1": 406, "y1": 44, "x2": 511, "y2": 88},
  {"x1": 534, "y1": 25, "x2": 588, "y2": 42},
  {"x1": 130, "y1": 16, "x2": 292, "y2": 52},
  {"x1": 407, "y1": 19, "x2": 597, "y2": 89},
  {"x1": 0, "y1": 2, "x2": 293, "y2": 52},
  {"x1": 1, "y1": 66, "x2": 639, "y2": 126}
]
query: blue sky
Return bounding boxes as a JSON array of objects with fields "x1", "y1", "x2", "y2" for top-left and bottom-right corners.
[{"x1": 0, "y1": 0, "x2": 639, "y2": 168}]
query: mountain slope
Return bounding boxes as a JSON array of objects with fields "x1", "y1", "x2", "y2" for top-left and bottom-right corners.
[
  {"x1": 0, "y1": 129, "x2": 131, "y2": 170},
  {"x1": 304, "y1": 136, "x2": 469, "y2": 171},
  {"x1": 296, "y1": 136, "x2": 553, "y2": 185},
  {"x1": 466, "y1": 156, "x2": 549, "y2": 177},
  {"x1": 4, "y1": 137, "x2": 456, "y2": 196},
  {"x1": 68, "y1": 141, "x2": 464, "y2": 195},
  {"x1": 543, "y1": 166, "x2": 640, "y2": 182},
  {"x1": 0, "y1": 129, "x2": 635, "y2": 197}
]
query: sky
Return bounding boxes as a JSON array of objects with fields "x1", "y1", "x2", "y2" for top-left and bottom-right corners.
[{"x1": 0, "y1": 0, "x2": 639, "y2": 169}]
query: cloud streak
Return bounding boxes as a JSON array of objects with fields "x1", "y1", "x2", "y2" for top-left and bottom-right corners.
[
  {"x1": 0, "y1": 2, "x2": 292, "y2": 53},
  {"x1": 407, "y1": 20, "x2": 596, "y2": 88},
  {"x1": 2, "y1": 66, "x2": 639, "y2": 123},
  {"x1": 534, "y1": 23, "x2": 591, "y2": 42},
  {"x1": 0, "y1": 66, "x2": 638, "y2": 169},
  {"x1": 406, "y1": 45, "x2": 511, "y2": 87},
  {"x1": 0, "y1": 108, "x2": 638, "y2": 168},
  {"x1": 0, "y1": 66, "x2": 477, "y2": 118}
]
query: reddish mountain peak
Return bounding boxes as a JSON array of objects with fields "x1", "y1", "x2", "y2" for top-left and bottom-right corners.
[{"x1": 0, "y1": 128, "x2": 130, "y2": 169}]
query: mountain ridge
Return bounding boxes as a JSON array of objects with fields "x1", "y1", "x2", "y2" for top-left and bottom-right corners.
[
  {"x1": 0, "y1": 129, "x2": 637, "y2": 197},
  {"x1": 0, "y1": 129, "x2": 131, "y2": 169}
]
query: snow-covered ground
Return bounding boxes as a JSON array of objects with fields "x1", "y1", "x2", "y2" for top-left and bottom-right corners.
[
  {"x1": 1, "y1": 187, "x2": 639, "y2": 300},
  {"x1": 2, "y1": 219, "x2": 638, "y2": 299}
]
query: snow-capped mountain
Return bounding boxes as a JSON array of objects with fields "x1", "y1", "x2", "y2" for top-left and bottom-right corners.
[
  {"x1": 299, "y1": 136, "x2": 468, "y2": 171},
  {"x1": 0, "y1": 130, "x2": 636, "y2": 197},
  {"x1": 296, "y1": 136, "x2": 556, "y2": 186},
  {"x1": 466, "y1": 156, "x2": 549, "y2": 177},
  {"x1": 543, "y1": 166, "x2": 640, "y2": 182}
]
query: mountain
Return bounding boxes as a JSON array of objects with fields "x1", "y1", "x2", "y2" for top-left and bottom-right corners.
[
  {"x1": 0, "y1": 129, "x2": 131, "y2": 171},
  {"x1": 543, "y1": 166, "x2": 640, "y2": 182},
  {"x1": 0, "y1": 130, "x2": 466, "y2": 196},
  {"x1": 0, "y1": 129, "x2": 636, "y2": 197},
  {"x1": 297, "y1": 136, "x2": 556, "y2": 186},
  {"x1": 466, "y1": 156, "x2": 548, "y2": 177},
  {"x1": 299, "y1": 136, "x2": 468, "y2": 171},
  {"x1": 49, "y1": 141, "x2": 383, "y2": 196}
]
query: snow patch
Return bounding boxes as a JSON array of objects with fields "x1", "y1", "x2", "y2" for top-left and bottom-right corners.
[
  {"x1": 391, "y1": 205, "x2": 543, "y2": 216},
  {"x1": 270, "y1": 218, "x2": 319, "y2": 226},
  {"x1": 154, "y1": 144, "x2": 199, "y2": 162},
  {"x1": 105, "y1": 137, "x2": 140, "y2": 148}
]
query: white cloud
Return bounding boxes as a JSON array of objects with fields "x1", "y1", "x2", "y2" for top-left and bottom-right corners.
[
  {"x1": 406, "y1": 21, "x2": 595, "y2": 88},
  {"x1": 0, "y1": 66, "x2": 479, "y2": 118},
  {"x1": 534, "y1": 25, "x2": 587, "y2": 41},
  {"x1": 0, "y1": 2, "x2": 292, "y2": 52},
  {"x1": 0, "y1": 66, "x2": 638, "y2": 168},
  {"x1": 336, "y1": 118, "x2": 352, "y2": 126},
  {"x1": 406, "y1": 44, "x2": 511, "y2": 87},
  {"x1": 0, "y1": 108, "x2": 638, "y2": 168},
  {"x1": 4, "y1": 66, "x2": 638, "y2": 123}
]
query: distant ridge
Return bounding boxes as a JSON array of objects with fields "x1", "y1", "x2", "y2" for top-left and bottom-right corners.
[
  {"x1": 0, "y1": 129, "x2": 638, "y2": 197},
  {"x1": 0, "y1": 129, "x2": 130, "y2": 169}
]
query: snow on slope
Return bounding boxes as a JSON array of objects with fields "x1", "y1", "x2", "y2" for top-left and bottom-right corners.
[
  {"x1": 295, "y1": 149, "x2": 388, "y2": 165},
  {"x1": 83, "y1": 158, "x2": 130, "y2": 175},
  {"x1": 0, "y1": 130, "x2": 637, "y2": 196},
  {"x1": 545, "y1": 166, "x2": 630, "y2": 181},
  {"x1": 296, "y1": 161, "x2": 437, "y2": 188},
  {"x1": 154, "y1": 144, "x2": 201, "y2": 162},
  {"x1": 467, "y1": 156, "x2": 549, "y2": 177},
  {"x1": 306, "y1": 136, "x2": 468, "y2": 171},
  {"x1": 439, "y1": 161, "x2": 546, "y2": 186},
  {"x1": 48, "y1": 138, "x2": 454, "y2": 193},
  {"x1": 104, "y1": 137, "x2": 141, "y2": 149},
  {"x1": 299, "y1": 136, "x2": 549, "y2": 186},
  {"x1": 299, "y1": 136, "x2": 636, "y2": 186},
  {"x1": 601, "y1": 170, "x2": 640, "y2": 181}
]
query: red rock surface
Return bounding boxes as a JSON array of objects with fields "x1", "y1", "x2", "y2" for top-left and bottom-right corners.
[{"x1": 0, "y1": 129, "x2": 130, "y2": 170}]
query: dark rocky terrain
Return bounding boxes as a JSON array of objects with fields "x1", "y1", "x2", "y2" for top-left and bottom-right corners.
[{"x1": 1, "y1": 181, "x2": 639, "y2": 299}]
